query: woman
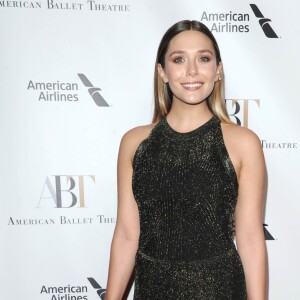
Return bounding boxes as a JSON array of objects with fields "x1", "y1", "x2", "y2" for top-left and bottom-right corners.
[{"x1": 106, "y1": 20, "x2": 267, "y2": 299}]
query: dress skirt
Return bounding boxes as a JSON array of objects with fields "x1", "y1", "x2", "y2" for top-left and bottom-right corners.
[{"x1": 133, "y1": 249, "x2": 247, "y2": 300}]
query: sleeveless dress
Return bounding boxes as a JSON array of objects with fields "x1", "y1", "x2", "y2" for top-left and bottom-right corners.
[{"x1": 132, "y1": 115, "x2": 247, "y2": 299}]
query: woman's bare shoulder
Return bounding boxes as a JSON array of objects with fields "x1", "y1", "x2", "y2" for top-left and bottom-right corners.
[
  {"x1": 221, "y1": 122, "x2": 263, "y2": 158},
  {"x1": 221, "y1": 121, "x2": 260, "y2": 142},
  {"x1": 119, "y1": 121, "x2": 158, "y2": 161}
]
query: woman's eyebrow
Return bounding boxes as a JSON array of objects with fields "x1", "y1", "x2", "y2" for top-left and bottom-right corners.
[{"x1": 168, "y1": 49, "x2": 214, "y2": 57}]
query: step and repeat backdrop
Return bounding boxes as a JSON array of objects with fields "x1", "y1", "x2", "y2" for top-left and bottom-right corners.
[{"x1": 1, "y1": 0, "x2": 299, "y2": 299}]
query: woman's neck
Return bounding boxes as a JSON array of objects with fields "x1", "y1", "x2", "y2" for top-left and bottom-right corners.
[{"x1": 166, "y1": 99, "x2": 213, "y2": 132}]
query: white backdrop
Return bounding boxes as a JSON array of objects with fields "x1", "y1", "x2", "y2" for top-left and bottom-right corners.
[{"x1": 0, "y1": 0, "x2": 299, "y2": 299}]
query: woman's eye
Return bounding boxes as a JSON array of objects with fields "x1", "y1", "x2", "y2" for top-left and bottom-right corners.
[
  {"x1": 199, "y1": 56, "x2": 210, "y2": 62},
  {"x1": 173, "y1": 56, "x2": 185, "y2": 63}
]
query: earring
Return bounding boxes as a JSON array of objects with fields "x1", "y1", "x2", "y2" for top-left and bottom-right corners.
[{"x1": 217, "y1": 74, "x2": 221, "y2": 81}]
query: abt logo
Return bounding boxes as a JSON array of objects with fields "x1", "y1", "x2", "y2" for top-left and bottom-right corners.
[
  {"x1": 226, "y1": 99, "x2": 260, "y2": 128},
  {"x1": 38, "y1": 175, "x2": 95, "y2": 208},
  {"x1": 250, "y1": 4, "x2": 278, "y2": 38}
]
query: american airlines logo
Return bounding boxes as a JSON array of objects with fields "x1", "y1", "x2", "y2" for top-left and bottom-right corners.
[
  {"x1": 232, "y1": 222, "x2": 275, "y2": 240},
  {"x1": 263, "y1": 224, "x2": 275, "y2": 240},
  {"x1": 28, "y1": 73, "x2": 111, "y2": 106},
  {"x1": 250, "y1": 4, "x2": 279, "y2": 38},
  {"x1": 78, "y1": 73, "x2": 110, "y2": 107},
  {"x1": 87, "y1": 278, "x2": 106, "y2": 299}
]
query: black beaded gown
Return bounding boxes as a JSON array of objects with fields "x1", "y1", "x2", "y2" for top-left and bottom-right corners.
[{"x1": 132, "y1": 115, "x2": 247, "y2": 299}]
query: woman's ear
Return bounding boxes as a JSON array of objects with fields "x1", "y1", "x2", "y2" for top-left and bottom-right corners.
[
  {"x1": 157, "y1": 64, "x2": 169, "y2": 83},
  {"x1": 215, "y1": 61, "x2": 223, "y2": 82}
]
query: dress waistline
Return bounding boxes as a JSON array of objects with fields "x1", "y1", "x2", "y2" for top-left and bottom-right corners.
[{"x1": 136, "y1": 248, "x2": 239, "y2": 267}]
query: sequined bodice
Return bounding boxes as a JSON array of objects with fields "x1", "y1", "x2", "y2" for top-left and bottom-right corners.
[{"x1": 132, "y1": 116, "x2": 238, "y2": 262}]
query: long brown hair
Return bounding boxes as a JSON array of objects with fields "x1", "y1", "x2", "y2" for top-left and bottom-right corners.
[{"x1": 153, "y1": 20, "x2": 231, "y2": 123}]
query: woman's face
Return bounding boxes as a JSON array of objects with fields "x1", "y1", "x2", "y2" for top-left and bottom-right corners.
[{"x1": 158, "y1": 30, "x2": 222, "y2": 106}]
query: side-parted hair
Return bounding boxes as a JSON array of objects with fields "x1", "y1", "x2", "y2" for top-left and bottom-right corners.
[{"x1": 153, "y1": 20, "x2": 232, "y2": 124}]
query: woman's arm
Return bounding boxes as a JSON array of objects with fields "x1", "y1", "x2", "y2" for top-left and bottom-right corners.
[
  {"x1": 235, "y1": 129, "x2": 267, "y2": 300},
  {"x1": 105, "y1": 130, "x2": 141, "y2": 300}
]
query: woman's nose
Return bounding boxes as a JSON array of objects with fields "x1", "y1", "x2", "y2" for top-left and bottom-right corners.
[{"x1": 187, "y1": 61, "x2": 198, "y2": 76}]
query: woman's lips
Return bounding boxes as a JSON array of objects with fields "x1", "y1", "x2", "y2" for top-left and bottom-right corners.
[{"x1": 181, "y1": 82, "x2": 203, "y2": 91}]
